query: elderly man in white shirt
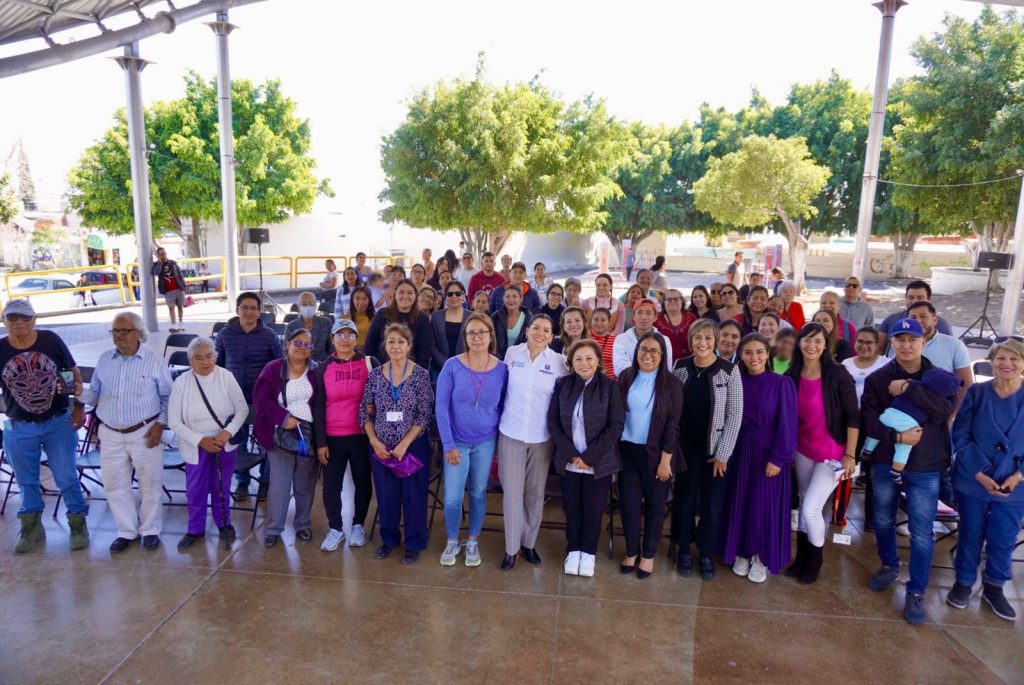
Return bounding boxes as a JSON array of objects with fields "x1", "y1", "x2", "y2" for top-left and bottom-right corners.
[
  {"x1": 496, "y1": 315, "x2": 569, "y2": 571},
  {"x1": 168, "y1": 337, "x2": 250, "y2": 550},
  {"x1": 78, "y1": 312, "x2": 173, "y2": 553},
  {"x1": 612, "y1": 299, "x2": 673, "y2": 377}
]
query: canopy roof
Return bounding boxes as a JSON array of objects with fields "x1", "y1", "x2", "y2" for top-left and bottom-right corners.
[{"x1": 0, "y1": 1, "x2": 167, "y2": 46}]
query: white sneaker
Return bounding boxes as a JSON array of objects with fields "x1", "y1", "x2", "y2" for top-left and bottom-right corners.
[
  {"x1": 564, "y1": 551, "x2": 581, "y2": 576},
  {"x1": 440, "y1": 539, "x2": 460, "y2": 566},
  {"x1": 464, "y1": 540, "x2": 481, "y2": 567},
  {"x1": 348, "y1": 524, "x2": 366, "y2": 547},
  {"x1": 896, "y1": 523, "x2": 910, "y2": 537},
  {"x1": 732, "y1": 556, "x2": 750, "y2": 577},
  {"x1": 578, "y1": 553, "x2": 596, "y2": 578},
  {"x1": 748, "y1": 555, "x2": 767, "y2": 583},
  {"x1": 320, "y1": 528, "x2": 345, "y2": 552}
]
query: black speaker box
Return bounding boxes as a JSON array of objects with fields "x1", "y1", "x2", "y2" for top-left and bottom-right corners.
[{"x1": 248, "y1": 227, "x2": 270, "y2": 245}]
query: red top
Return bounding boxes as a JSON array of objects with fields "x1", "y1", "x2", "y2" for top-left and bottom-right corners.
[
  {"x1": 654, "y1": 311, "x2": 697, "y2": 362},
  {"x1": 591, "y1": 333, "x2": 618, "y2": 380},
  {"x1": 467, "y1": 271, "x2": 506, "y2": 300},
  {"x1": 785, "y1": 302, "x2": 806, "y2": 330}
]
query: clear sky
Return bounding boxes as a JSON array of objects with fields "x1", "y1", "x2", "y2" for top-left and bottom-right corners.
[{"x1": 0, "y1": 0, "x2": 989, "y2": 235}]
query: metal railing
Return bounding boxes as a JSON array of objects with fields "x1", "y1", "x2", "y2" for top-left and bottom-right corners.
[
  {"x1": 124, "y1": 256, "x2": 227, "y2": 303},
  {"x1": 2, "y1": 264, "x2": 128, "y2": 307},
  {"x1": 239, "y1": 255, "x2": 295, "y2": 288},
  {"x1": 293, "y1": 256, "x2": 349, "y2": 288}
]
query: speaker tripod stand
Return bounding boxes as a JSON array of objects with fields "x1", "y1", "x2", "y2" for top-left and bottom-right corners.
[
  {"x1": 253, "y1": 240, "x2": 284, "y2": 317},
  {"x1": 959, "y1": 268, "x2": 1000, "y2": 348}
]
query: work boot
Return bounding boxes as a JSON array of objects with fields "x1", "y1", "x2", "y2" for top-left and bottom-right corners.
[
  {"x1": 67, "y1": 513, "x2": 90, "y2": 551},
  {"x1": 15, "y1": 512, "x2": 44, "y2": 553}
]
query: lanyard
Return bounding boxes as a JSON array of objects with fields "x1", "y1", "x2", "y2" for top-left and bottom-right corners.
[
  {"x1": 468, "y1": 362, "x2": 487, "y2": 410},
  {"x1": 387, "y1": 358, "x2": 410, "y2": 405}
]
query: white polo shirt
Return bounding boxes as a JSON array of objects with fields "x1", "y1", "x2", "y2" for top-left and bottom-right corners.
[{"x1": 498, "y1": 343, "x2": 568, "y2": 443}]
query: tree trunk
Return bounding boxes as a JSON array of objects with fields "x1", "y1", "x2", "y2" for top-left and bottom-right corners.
[
  {"x1": 980, "y1": 221, "x2": 995, "y2": 253},
  {"x1": 892, "y1": 231, "x2": 918, "y2": 278},
  {"x1": 491, "y1": 229, "x2": 512, "y2": 257},
  {"x1": 775, "y1": 203, "x2": 808, "y2": 293}
]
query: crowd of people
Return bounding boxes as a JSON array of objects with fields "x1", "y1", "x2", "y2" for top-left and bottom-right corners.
[{"x1": 2, "y1": 248, "x2": 1022, "y2": 628}]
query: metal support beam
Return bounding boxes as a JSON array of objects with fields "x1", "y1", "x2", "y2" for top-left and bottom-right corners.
[
  {"x1": 114, "y1": 42, "x2": 158, "y2": 333},
  {"x1": 209, "y1": 11, "x2": 239, "y2": 306},
  {"x1": 851, "y1": 0, "x2": 907, "y2": 283},
  {"x1": 999, "y1": 171, "x2": 1024, "y2": 337}
]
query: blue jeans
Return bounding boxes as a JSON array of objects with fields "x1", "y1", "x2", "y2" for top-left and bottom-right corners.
[
  {"x1": 3, "y1": 412, "x2": 88, "y2": 517},
  {"x1": 953, "y1": 491, "x2": 1024, "y2": 588},
  {"x1": 443, "y1": 438, "x2": 496, "y2": 540},
  {"x1": 871, "y1": 464, "x2": 940, "y2": 595}
]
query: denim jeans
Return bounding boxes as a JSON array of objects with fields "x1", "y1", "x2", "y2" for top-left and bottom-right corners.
[
  {"x1": 3, "y1": 411, "x2": 88, "y2": 517},
  {"x1": 953, "y1": 491, "x2": 1024, "y2": 588},
  {"x1": 443, "y1": 438, "x2": 496, "y2": 540},
  {"x1": 871, "y1": 463, "x2": 940, "y2": 595}
]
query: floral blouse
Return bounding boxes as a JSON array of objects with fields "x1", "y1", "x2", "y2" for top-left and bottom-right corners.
[{"x1": 359, "y1": 363, "x2": 434, "y2": 447}]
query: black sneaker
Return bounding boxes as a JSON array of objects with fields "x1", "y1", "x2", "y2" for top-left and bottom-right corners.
[
  {"x1": 264, "y1": 534, "x2": 280, "y2": 548},
  {"x1": 295, "y1": 528, "x2": 313, "y2": 542},
  {"x1": 232, "y1": 484, "x2": 250, "y2": 502},
  {"x1": 256, "y1": 483, "x2": 269, "y2": 501},
  {"x1": 177, "y1": 533, "x2": 203, "y2": 551},
  {"x1": 868, "y1": 565, "x2": 899, "y2": 592},
  {"x1": 946, "y1": 583, "x2": 972, "y2": 610},
  {"x1": 375, "y1": 544, "x2": 394, "y2": 560},
  {"x1": 142, "y1": 535, "x2": 160, "y2": 550},
  {"x1": 982, "y1": 583, "x2": 1017, "y2": 621},
  {"x1": 699, "y1": 555, "x2": 716, "y2": 581},
  {"x1": 904, "y1": 592, "x2": 927, "y2": 626}
]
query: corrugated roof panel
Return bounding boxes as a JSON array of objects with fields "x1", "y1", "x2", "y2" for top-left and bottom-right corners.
[{"x1": 0, "y1": 0, "x2": 168, "y2": 47}]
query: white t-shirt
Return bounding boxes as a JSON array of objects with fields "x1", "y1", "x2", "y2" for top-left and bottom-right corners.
[
  {"x1": 498, "y1": 344, "x2": 568, "y2": 443},
  {"x1": 842, "y1": 356, "x2": 889, "y2": 403}
]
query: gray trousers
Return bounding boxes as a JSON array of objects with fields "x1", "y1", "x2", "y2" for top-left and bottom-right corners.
[
  {"x1": 498, "y1": 433, "x2": 553, "y2": 556},
  {"x1": 267, "y1": 448, "x2": 319, "y2": 536}
]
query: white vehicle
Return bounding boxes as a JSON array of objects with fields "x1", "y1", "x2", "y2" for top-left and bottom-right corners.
[{"x1": 5, "y1": 272, "x2": 128, "y2": 312}]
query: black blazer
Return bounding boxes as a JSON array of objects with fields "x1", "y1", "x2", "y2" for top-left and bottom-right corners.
[
  {"x1": 788, "y1": 363, "x2": 860, "y2": 448},
  {"x1": 430, "y1": 308, "x2": 470, "y2": 370},
  {"x1": 619, "y1": 368, "x2": 685, "y2": 473},
  {"x1": 491, "y1": 307, "x2": 532, "y2": 360},
  {"x1": 547, "y1": 373, "x2": 624, "y2": 479}
]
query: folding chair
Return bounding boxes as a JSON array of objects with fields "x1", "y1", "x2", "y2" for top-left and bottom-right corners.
[
  {"x1": 260, "y1": 312, "x2": 275, "y2": 326},
  {"x1": 283, "y1": 312, "x2": 299, "y2": 324},
  {"x1": 231, "y1": 448, "x2": 267, "y2": 529},
  {"x1": 270, "y1": 322, "x2": 288, "y2": 339},
  {"x1": 163, "y1": 333, "x2": 198, "y2": 358},
  {"x1": 211, "y1": 321, "x2": 228, "y2": 338},
  {"x1": 318, "y1": 300, "x2": 334, "y2": 315},
  {"x1": 167, "y1": 351, "x2": 190, "y2": 379}
]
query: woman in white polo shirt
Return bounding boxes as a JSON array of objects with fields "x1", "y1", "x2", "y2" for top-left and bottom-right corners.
[{"x1": 496, "y1": 314, "x2": 569, "y2": 571}]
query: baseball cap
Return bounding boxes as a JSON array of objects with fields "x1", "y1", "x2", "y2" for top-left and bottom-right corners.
[
  {"x1": 891, "y1": 318, "x2": 924, "y2": 338},
  {"x1": 634, "y1": 298, "x2": 659, "y2": 312},
  {"x1": 2, "y1": 299, "x2": 35, "y2": 318},
  {"x1": 332, "y1": 319, "x2": 357, "y2": 335}
]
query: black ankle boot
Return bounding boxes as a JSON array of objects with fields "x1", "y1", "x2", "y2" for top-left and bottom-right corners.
[
  {"x1": 786, "y1": 532, "x2": 809, "y2": 578},
  {"x1": 799, "y1": 543, "x2": 824, "y2": 584}
]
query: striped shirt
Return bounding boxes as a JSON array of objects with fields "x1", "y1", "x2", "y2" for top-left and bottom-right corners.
[{"x1": 79, "y1": 345, "x2": 173, "y2": 429}]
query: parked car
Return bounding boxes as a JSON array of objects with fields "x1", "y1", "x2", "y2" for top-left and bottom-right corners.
[{"x1": 4, "y1": 272, "x2": 127, "y2": 311}]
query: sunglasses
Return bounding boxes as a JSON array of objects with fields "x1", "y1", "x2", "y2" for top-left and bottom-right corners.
[
  {"x1": 291, "y1": 341, "x2": 314, "y2": 350},
  {"x1": 4, "y1": 314, "x2": 32, "y2": 322},
  {"x1": 844, "y1": 282, "x2": 860, "y2": 288},
  {"x1": 446, "y1": 291, "x2": 465, "y2": 298}
]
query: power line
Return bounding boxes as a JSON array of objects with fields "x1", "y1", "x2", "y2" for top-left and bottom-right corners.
[{"x1": 877, "y1": 172, "x2": 1022, "y2": 189}]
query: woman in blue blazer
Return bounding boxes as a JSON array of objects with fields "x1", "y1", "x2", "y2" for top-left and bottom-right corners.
[{"x1": 947, "y1": 338, "x2": 1024, "y2": 621}]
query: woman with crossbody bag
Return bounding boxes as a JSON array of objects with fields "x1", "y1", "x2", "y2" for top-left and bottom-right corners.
[
  {"x1": 167, "y1": 337, "x2": 249, "y2": 551},
  {"x1": 253, "y1": 328, "x2": 320, "y2": 548}
]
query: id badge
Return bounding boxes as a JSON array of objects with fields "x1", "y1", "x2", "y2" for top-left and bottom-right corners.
[{"x1": 386, "y1": 411, "x2": 403, "y2": 422}]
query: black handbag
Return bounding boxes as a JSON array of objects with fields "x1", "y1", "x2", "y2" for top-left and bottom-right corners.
[{"x1": 272, "y1": 367, "x2": 313, "y2": 457}]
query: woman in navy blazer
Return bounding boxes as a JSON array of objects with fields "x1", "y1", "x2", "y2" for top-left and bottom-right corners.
[
  {"x1": 430, "y1": 280, "x2": 471, "y2": 375},
  {"x1": 948, "y1": 338, "x2": 1024, "y2": 621}
]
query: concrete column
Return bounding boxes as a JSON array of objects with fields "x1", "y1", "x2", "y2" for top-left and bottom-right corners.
[
  {"x1": 208, "y1": 12, "x2": 240, "y2": 306},
  {"x1": 114, "y1": 42, "x2": 158, "y2": 332},
  {"x1": 999, "y1": 172, "x2": 1024, "y2": 337},
  {"x1": 851, "y1": 0, "x2": 907, "y2": 283}
]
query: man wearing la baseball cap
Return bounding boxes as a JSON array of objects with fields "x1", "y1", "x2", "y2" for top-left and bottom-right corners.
[
  {"x1": 0, "y1": 299, "x2": 91, "y2": 553},
  {"x1": 860, "y1": 317, "x2": 958, "y2": 627},
  {"x1": 612, "y1": 298, "x2": 673, "y2": 377},
  {"x1": 310, "y1": 317, "x2": 380, "y2": 552}
]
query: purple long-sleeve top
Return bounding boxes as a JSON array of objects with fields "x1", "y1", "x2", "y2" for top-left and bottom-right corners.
[
  {"x1": 435, "y1": 355, "x2": 508, "y2": 452},
  {"x1": 359, "y1": 364, "x2": 433, "y2": 448}
]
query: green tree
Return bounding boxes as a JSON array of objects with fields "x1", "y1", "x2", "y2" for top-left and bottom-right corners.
[
  {"x1": 0, "y1": 173, "x2": 18, "y2": 224},
  {"x1": 888, "y1": 7, "x2": 1024, "y2": 252},
  {"x1": 67, "y1": 72, "x2": 331, "y2": 257},
  {"x1": 693, "y1": 135, "x2": 831, "y2": 292},
  {"x1": 379, "y1": 60, "x2": 630, "y2": 256}
]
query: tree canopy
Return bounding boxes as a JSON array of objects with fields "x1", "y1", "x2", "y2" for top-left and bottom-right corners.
[
  {"x1": 0, "y1": 173, "x2": 18, "y2": 224},
  {"x1": 67, "y1": 71, "x2": 331, "y2": 257},
  {"x1": 693, "y1": 135, "x2": 831, "y2": 291},
  {"x1": 379, "y1": 59, "x2": 630, "y2": 256}
]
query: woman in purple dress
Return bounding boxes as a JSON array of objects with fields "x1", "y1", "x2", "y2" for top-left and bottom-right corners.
[{"x1": 719, "y1": 333, "x2": 797, "y2": 583}]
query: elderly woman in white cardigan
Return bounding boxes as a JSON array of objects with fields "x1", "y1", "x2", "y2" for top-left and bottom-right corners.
[{"x1": 168, "y1": 337, "x2": 249, "y2": 550}]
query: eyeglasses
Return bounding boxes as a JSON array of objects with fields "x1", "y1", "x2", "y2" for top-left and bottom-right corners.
[
  {"x1": 466, "y1": 330, "x2": 490, "y2": 339},
  {"x1": 4, "y1": 314, "x2": 32, "y2": 322},
  {"x1": 844, "y1": 282, "x2": 860, "y2": 289},
  {"x1": 709, "y1": 289, "x2": 721, "y2": 295},
  {"x1": 238, "y1": 305, "x2": 261, "y2": 312},
  {"x1": 109, "y1": 328, "x2": 137, "y2": 336},
  {"x1": 637, "y1": 347, "x2": 662, "y2": 357},
  {"x1": 446, "y1": 291, "x2": 465, "y2": 298},
  {"x1": 291, "y1": 341, "x2": 314, "y2": 349},
  {"x1": 192, "y1": 354, "x2": 216, "y2": 363},
  {"x1": 721, "y1": 290, "x2": 737, "y2": 298},
  {"x1": 665, "y1": 297, "x2": 683, "y2": 303},
  {"x1": 334, "y1": 332, "x2": 357, "y2": 340}
]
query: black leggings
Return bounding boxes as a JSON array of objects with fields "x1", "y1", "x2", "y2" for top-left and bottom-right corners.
[
  {"x1": 322, "y1": 434, "x2": 372, "y2": 530},
  {"x1": 619, "y1": 441, "x2": 671, "y2": 559}
]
